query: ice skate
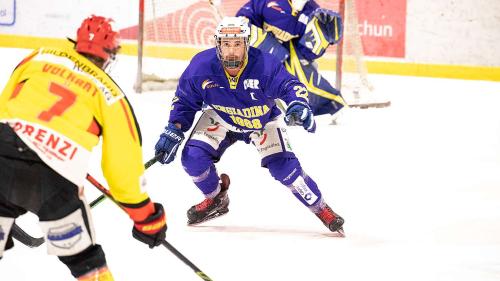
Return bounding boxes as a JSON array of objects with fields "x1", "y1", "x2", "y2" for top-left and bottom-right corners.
[
  {"x1": 187, "y1": 174, "x2": 230, "y2": 225},
  {"x1": 316, "y1": 204, "x2": 345, "y2": 236}
]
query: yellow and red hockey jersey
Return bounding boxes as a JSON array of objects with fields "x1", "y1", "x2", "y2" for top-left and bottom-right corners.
[{"x1": 0, "y1": 46, "x2": 149, "y2": 205}]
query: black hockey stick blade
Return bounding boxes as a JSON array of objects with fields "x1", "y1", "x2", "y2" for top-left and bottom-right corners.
[
  {"x1": 12, "y1": 191, "x2": 110, "y2": 248},
  {"x1": 11, "y1": 155, "x2": 161, "y2": 248},
  {"x1": 11, "y1": 223, "x2": 44, "y2": 248}
]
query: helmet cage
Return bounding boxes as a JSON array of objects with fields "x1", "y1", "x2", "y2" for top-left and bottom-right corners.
[
  {"x1": 215, "y1": 37, "x2": 249, "y2": 69},
  {"x1": 214, "y1": 17, "x2": 250, "y2": 69}
]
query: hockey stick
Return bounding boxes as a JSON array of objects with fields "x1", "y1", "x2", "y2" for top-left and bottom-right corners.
[
  {"x1": 11, "y1": 155, "x2": 161, "y2": 248},
  {"x1": 10, "y1": 158, "x2": 215, "y2": 281},
  {"x1": 11, "y1": 195, "x2": 117, "y2": 248},
  {"x1": 85, "y1": 174, "x2": 215, "y2": 281},
  {"x1": 88, "y1": 154, "x2": 161, "y2": 208},
  {"x1": 10, "y1": 223, "x2": 45, "y2": 248}
]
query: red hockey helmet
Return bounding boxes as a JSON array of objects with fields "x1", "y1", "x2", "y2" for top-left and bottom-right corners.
[{"x1": 76, "y1": 15, "x2": 120, "y2": 62}]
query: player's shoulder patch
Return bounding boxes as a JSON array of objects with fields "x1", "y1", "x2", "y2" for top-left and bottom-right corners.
[
  {"x1": 94, "y1": 73, "x2": 124, "y2": 105},
  {"x1": 267, "y1": 1, "x2": 284, "y2": 13}
]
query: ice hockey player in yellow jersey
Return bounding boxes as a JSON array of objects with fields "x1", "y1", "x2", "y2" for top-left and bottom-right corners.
[{"x1": 0, "y1": 15, "x2": 167, "y2": 280}]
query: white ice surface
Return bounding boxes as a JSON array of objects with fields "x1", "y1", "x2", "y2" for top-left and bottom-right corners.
[{"x1": 0, "y1": 48, "x2": 499, "y2": 281}]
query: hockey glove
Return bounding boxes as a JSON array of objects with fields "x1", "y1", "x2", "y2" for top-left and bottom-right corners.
[
  {"x1": 154, "y1": 123, "x2": 184, "y2": 164},
  {"x1": 284, "y1": 101, "x2": 316, "y2": 133},
  {"x1": 132, "y1": 203, "x2": 167, "y2": 248},
  {"x1": 312, "y1": 8, "x2": 343, "y2": 45}
]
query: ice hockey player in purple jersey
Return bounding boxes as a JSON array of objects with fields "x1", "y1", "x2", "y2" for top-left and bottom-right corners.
[
  {"x1": 236, "y1": 0, "x2": 345, "y2": 116},
  {"x1": 154, "y1": 16, "x2": 344, "y2": 234}
]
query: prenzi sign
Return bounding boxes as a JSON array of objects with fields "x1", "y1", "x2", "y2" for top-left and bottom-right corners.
[{"x1": 0, "y1": 0, "x2": 16, "y2": 26}]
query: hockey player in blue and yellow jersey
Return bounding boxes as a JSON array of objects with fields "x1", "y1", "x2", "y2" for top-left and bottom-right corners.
[
  {"x1": 154, "y1": 17, "x2": 344, "y2": 235},
  {"x1": 0, "y1": 16, "x2": 166, "y2": 280},
  {"x1": 236, "y1": 0, "x2": 345, "y2": 116}
]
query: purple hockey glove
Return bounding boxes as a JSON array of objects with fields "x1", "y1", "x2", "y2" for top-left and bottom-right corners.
[
  {"x1": 284, "y1": 101, "x2": 316, "y2": 133},
  {"x1": 312, "y1": 8, "x2": 343, "y2": 44},
  {"x1": 154, "y1": 123, "x2": 184, "y2": 164}
]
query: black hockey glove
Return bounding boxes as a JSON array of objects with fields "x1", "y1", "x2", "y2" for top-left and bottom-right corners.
[{"x1": 132, "y1": 203, "x2": 167, "y2": 248}]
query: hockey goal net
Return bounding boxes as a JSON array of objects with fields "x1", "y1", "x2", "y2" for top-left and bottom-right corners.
[{"x1": 128, "y1": 0, "x2": 389, "y2": 108}]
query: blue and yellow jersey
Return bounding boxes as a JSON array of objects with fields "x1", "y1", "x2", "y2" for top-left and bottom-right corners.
[
  {"x1": 0, "y1": 46, "x2": 148, "y2": 205},
  {"x1": 237, "y1": 0, "x2": 330, "y2": 61},
  {"x1": 169, "y1": 47, "x2": 309, "y2": 132}
]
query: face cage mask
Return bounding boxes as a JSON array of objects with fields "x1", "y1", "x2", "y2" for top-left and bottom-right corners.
[
  {"x1": 215, "y1": 38, "x2": 249, "y2": 69},
  {"x1": 102, "y1": 47, "x2": 120, "y2": 73}
]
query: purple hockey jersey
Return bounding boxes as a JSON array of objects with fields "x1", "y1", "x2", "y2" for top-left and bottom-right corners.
[
  {"x1": 169, "y1": 47, "x2": 309, "y2": 132},
  {"x1": 237, "y1": 0, "x2": 320, "y2": 60}
]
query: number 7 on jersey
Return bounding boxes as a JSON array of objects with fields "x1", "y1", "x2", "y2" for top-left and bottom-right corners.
[{"x1": 38, "y1": 82, "x2": 77, "y2": 122}]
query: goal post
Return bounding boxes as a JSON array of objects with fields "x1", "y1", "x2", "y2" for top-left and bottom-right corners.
[
  {"x1": 132, "y1": 0, "x2": 390, "y2": 108},
  {"x1": 135, "y1": 0, "x2": 145, "y2": 93},
  {"x1": 335, "y1": 0, "x2": 345, "y2": 91}
]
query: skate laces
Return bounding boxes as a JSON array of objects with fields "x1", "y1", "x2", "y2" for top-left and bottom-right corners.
[
  {"x1": 318, "y1": 207, "x2": 336, "y2": 224},
  {"x1": 196, "y1": 198, "x2": 214, "y2": 211}
]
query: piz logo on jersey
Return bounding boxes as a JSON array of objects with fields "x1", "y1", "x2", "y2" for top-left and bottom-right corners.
[
  {"x1": 207, "y1": 117, "x2": 221, "y2": 132},
  {"x1": 254, "y1": 131, "x2": 268, "y2": 145},
  {"x1": 202, "y1": 79, "x2": 220, "y2": 90},
  {"x1": 47, "y1": 223, "x2": 83, "y2": 249},
  {"x1": 244, "y1": 79, "x2": 260, "y2": 90}
]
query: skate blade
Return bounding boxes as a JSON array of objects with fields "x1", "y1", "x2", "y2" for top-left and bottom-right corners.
[
  {"x1": 187, "y1": 208, "x2": 229, "y2": 226},
  {"x1": 335, "y1": 227, "x2": 346, "y2": 238}
]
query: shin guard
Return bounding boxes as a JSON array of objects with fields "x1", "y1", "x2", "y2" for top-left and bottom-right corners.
[
  {"x1": 287, "y1": 174, "x2": 322, "y2": 207},
  {"x1": 267, "y1": 157, "x2": 322, "y2": 207}
]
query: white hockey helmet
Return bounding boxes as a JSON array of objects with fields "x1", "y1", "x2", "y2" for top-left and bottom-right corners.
[
  {"x1": 214, "y1": 16, "x2": 250, "y2": 69},
  {"x1": 291, "y1": 0, "x2": 309, "y2": 12}
]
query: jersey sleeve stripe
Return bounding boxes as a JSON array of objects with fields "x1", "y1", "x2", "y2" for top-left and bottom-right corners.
[
  {"x1": 9, "y1": 80, "x2": 26, "y2": 100},
  {"x1": 86, "y1": 118, "x2": 102, "y2": 136},
  {"x1": 123, "y1": 95, "x2": 142, "y2": 145},
  {"x1": 14, "y1": 51, "x2": 38, "y2": 71},
  {"x1": 119, "y1": 99, "x2": 137, "y2": 142}
]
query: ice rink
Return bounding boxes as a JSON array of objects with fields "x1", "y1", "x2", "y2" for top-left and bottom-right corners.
[{"x1": 1, "y1": 47, "x2": 499, "y2": 281}]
